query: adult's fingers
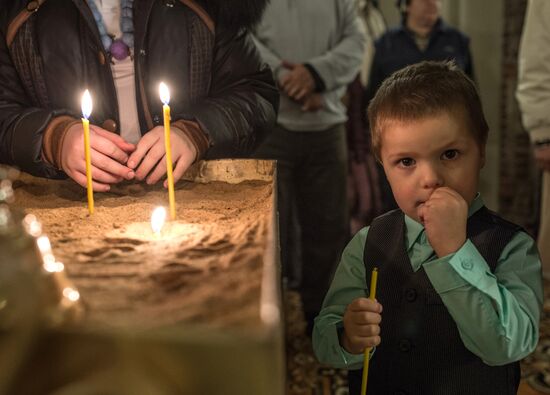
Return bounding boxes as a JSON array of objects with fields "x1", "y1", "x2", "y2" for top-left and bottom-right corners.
[
  {"x1": 146, "y1": 155, "x2": 168, "y2": 185},
  {"x1": 90, "y1": 131, "x2": 132, "y2": 165},
  {"x1": 135, "y1": 142, "x2": 165, "y2": 181},
  {"x1": 70, "y1": 169, "x2": 112, "y2": 192},
  {"x1": 91, "y1": 161, "x2": 125, "y2": 184},
  {"x1": 128, "y1": 132, "x2": 160, "y2": 170},
  {"x1": 280, "y1": 74, "x2": 292, "y2": 90},
  {"x1": 294, "y1": 87, "x2": 309, "y2": 101},
  {"x1": 92, "y1": 149, "x2": 135, "y2": 180},
  {"x1": 287, "y1": 82, "x2": 302, "y2": 99},
  {"x1": 167, "y1": 151, "x2": 194, "y2": 188},
  {"x1": 91, "y1": 126, "x2": 136, "y2": 153}
]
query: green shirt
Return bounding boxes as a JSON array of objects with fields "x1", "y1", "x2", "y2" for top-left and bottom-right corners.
[{"x1": 312, "y1": 195, "x2": 543, "y2": 369}]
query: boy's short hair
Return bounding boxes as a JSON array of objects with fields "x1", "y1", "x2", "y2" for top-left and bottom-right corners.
[{"x1": 368, "y1": 61, "x2": 488, "y2": 161}]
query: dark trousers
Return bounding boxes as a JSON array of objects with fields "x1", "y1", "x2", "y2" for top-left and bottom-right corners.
[{"x1": 253, "y1": 123, "x2": 349, "y2": 317}]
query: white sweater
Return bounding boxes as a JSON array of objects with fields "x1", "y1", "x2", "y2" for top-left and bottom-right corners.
[
  {"x1": 517, "y1": 0, "x2": 550, "y2": 144},
  {"x1": 252, "y1": 0, "x2": 366, "y2": 131}
]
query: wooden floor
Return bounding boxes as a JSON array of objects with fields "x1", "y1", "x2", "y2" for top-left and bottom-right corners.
[{"x1": 519, "y1": 381, "x2": 547, "y2": 395}]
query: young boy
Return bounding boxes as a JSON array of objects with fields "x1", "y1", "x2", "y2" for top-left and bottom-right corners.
[{"x1": 313, "y1": 61, "x2": 543, "y2": 395}]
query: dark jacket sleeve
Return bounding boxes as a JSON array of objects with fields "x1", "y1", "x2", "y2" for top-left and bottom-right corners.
[
  {"x1": 0, "y1": 9, "x2": 65, "y2": 178},
  {"x1": 186, "y1": 26, "x2": 279, "y2": 159}
]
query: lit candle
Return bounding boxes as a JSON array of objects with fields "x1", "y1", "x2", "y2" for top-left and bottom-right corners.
[
  {"x1": 151, "y1": 206, "x2": 167, "y2": 236},
  {"x1": 159, "y1": 82, "x2": 176, "y2": 220},
  {"x1": 81, "y1": 90, "x2": 94, "y2": 215},
  {"x1": 22, "y1": 214, "x2": 42, "y2": 237},
  {"x1": 361, "y1": 267, "x2": 378, "y2": 395},
  {"x1": 63, "y1": 287, "x2": 80, "y2": 302}
]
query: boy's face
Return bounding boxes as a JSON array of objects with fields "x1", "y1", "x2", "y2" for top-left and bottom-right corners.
[{"x1": 379, "y1": 112, "x2": 485, "y2": 223}]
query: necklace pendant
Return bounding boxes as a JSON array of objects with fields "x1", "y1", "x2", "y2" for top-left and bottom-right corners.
[{"x1": 110, "y1": 39, "x2": 130, "y2": 61}]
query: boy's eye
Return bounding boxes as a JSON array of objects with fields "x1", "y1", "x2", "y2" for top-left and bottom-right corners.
[
  {"x1": 442, "y1": 149, "x2": 458, "y2": 160},
  {"x1": 399, "y1": 158, "x2": 415, "y2": 167}
]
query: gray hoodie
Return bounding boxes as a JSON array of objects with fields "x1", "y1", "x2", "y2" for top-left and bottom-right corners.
[{"x1": 253, "y1": 0, "x2": 366, "y2": 131}]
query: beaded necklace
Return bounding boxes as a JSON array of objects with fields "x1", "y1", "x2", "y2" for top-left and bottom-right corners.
[{"x1": 88, "y1": 0, "x2": 135, "y2": 61}]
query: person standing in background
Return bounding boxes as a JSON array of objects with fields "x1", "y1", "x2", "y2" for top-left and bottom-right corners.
[
  {"x1": 517, "y1": 0, "x2": 550, "y2": 278},
  {"x1": 252, "y1": 0, "x2": 366, "y2": 332},
  {"x1": 365, "y1": 0, "x2": 475, "y2": 213}
]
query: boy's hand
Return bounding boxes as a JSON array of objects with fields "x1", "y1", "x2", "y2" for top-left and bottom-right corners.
[
  {"x1": 61, "y1": 124, "x2": 136, "y2": 192},
  {"x1": 342, "y1": 297, "x2": 382, "y2": 354},
  {"x1": 127, "y1": 126, "x2": 197, "y2": 187},
  {"x1": 417, "y1": 187, "x2": 468, "y2": 257}
]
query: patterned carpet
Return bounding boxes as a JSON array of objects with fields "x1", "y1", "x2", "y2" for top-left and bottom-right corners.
[
  {"x1": 286, "y1": 280, "x2": 550, "y2": 395},
  {"x1": 521, "y1": 280, "x2": 550, "y2": 394}
]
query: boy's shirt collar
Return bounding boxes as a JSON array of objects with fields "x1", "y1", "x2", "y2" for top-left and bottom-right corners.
[{"x1": 404, "y1": 193, "x2": 484, "y2": 252}]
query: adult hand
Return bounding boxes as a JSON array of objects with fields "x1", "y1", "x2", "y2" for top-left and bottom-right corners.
[
  {"x1": 417, "y1": 187, "x2": 468, "y2": 257},
  {"x1": 534, "y1": 145, "x2": 550, "y2": 171},
  {"x1": 301, "y1": 93, "x2": 324, "y2": 112},
  {"x1": 61, "y1": 124, "x2": 136, "y2": 192},
  {"x1": 279, "y1": 61, "x2": 315, "y2": 102},
  {"x1": 342, "y1": 297, "x2": 382, "y2": 354},
  {"x1": 127, "y1": 126, "x2": 197, "y2": 187}
]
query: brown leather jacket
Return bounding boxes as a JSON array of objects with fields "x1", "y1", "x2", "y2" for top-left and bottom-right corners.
[{"x1": 0, "y1": 0, "x2": 278, "y2": 178}]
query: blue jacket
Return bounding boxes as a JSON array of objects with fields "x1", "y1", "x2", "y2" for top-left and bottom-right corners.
[{"x1": 365, "y1": 18, "x2": 474, "y2": 103}]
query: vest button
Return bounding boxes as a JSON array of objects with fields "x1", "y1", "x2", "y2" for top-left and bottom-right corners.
[
  {"x1": 398, "y1": 339, "x2": 412, "y2": 352},
  {"x1": 404, "y1": 288, "x2": 417, "y2": 302},
  {"x1": 102, "y1": 119, "x2": 117, "y2": 132},
  {"x1": 153, "y1": 115, "x2": 161, "y2": 125}
]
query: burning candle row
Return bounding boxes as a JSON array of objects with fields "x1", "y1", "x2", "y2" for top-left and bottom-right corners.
[{"x1": 22, "y1": 214, "x2": 82, "y2": 318}]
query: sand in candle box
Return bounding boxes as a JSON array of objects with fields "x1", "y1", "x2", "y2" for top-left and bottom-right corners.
[{"x1": 11, "y1": 159, "x2": 277, "y2": 330}]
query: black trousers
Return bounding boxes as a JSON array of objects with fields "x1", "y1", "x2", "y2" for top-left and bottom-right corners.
[{"x1": 253, "y1": 123, "x2": 349, "y2": 316}]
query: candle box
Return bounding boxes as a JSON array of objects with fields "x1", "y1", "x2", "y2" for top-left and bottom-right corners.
[{"x1": 6, "y1": 159, "x2": 283, "y2": 395}]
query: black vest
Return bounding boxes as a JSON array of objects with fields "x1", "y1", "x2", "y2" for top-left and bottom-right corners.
[{"x1": 348, "y1": 207, "x2": 521, "y2": 395}]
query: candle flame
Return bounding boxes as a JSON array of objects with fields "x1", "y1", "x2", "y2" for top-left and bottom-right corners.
[
  {"x1": 23, "y1": 214, "x2": 42, "y2": 237},
  {"x1": 37, "y1": 235, "x2": 52, "y2": 254},
  {"x1": 44, "y1": 260, "x2": 65, "y2": 273},
  {"x1": 81, "y1": 89, "x2": 93, "y2": 119},
  {"x1": 63, "y1": 287, "x2": 80, "y2": 302},
  {"x1": 159, "y1": 82, "x2": 170, "y2": 105},
  {"x1": 151, "y1": 206, "x2": 167, "y2": 234}
]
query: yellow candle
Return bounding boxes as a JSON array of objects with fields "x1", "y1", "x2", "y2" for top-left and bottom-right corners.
[
  {"x1": 159, "y1": 82, "x2": 176, "y2": 220},
  {"x1": 81, "y1": 89, "x2": 94, "y2": 215},
  {"x1": 361, "y1": 267, "x2": 378, "y2": 395}
]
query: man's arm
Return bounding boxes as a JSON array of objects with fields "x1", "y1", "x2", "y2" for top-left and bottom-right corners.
[{"x1": 305, "y1": 0, "x2": 366, "y2": 92}]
